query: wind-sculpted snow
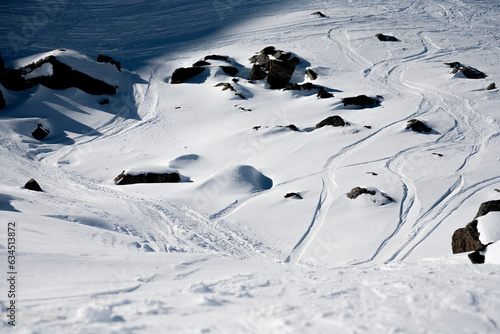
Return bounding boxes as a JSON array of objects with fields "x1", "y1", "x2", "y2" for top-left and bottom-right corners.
[{"x1": 1, "y1": 0, "x2": 500, "y2": 332}]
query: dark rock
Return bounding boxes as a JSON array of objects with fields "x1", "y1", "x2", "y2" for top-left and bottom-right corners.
[
  {"x1": 266, "y1": 60, "x2": 296, "y2": 89},
  {"x1": 170, "y1": 67, "x2": 206, "y2": 84},
  {"x1": 306, "y1": 69, "x2": 318, "y2": 80},
  {"x1": 367, "y1": 172, "x2": 378, "y2": 176},
  {"x1": 311, "y1": 11, "x2": 326, "y2": 17},
  {"x1": 347, "y1": 187, "x2": 376, "y2": 199},
  {"x1": 486, "y1": 83, "x2": 496, "y2": 90},
  {"x1": 221, "y1": 66, "x2": 239, "y2": 76},
  {"x1": 474, "y1": 200, "x2": 500, "y2": 219},
  {"x1": 433, "y1": 153, "x2": 443, "y2": 157},
  {"x1": 260, "y1": 46, "x2": 276, "y2": 55},
  {"x1": 114, "y1": 170, "x2": 181, "y2": 185},
  {"x1": 445, "y1": 62, "x2": 486, "y2": 79},
  {"x1": 204, "y1": 55, "x2": 229, "y2": 62},
  {"x1": 249, "y1": 65, "x2": 267, "y2": 80},
  {"x1": 451, "y1": 220, "x2": 484, "y2": 254},
  {"x1": 31, "y1": 123, "x2": 50, "y2": 140},
  {"x1": 97, "y1": 54, "x2": 121, "y2": 72},
  {"x1": 273, "y1": 50, "x2": 291, "y2": 61},
  {"x1": 468, "y1": 250, "x2": 485, "y2": 264},
  {"x1": 289, "y1": 57, "x2": 301, "y2": 64},
  {"x1": 317, "y1": 87, "x2": 333, "y2": 98},
  {"x1": 24, "y1": 178, "x2": 43, "y2": 192},
  {"x1": 235, "y1": 93, "x2": 246, "y2": 99},
  {"x1": 406, "y1": 119, "x2": 431, "y2": 133},
  {"x1": 232, "y1": 78, "x2": 239, "y2": 82},
  {"x1": 249, "y1": 53, "x2": 270, "y2": 66},
  {"x1": 286, "y1": 124, "x2": 298, "y2": 131},
  {"x1": 253, "y1": 126, "x2": 261, "y2": 131},
  {"x1": 364, "y1": 125, "x2": 372, "y2": 129},
  {"x1": 375, "y1": 34, "x2": 399, "y2": 42},
  {"x1": 193, "y1": 60, "x2": 211, "y2": 67},
  {"x1": 284, "y1": 82, "x2": 318, "y2": 91},
  {"x1": 285, "y1": 192, "x2": 303, "y2": 199},
  {"x1": 460, "y1": 66, "x2": 486, "y2": 79},
  {"x1": 316, "y1": 115, "x2": 346, "y2": 128},
  {"x1": 0, "y1": 88, "x2": 5, "y2": 110},
  {"x1": 1, "y1": 55, "x2": 117, "y2": 95},
  {"x1": 341, "y1": 95, "x2": 379, "y2": 107},
  {"x1": 98, "y1": 98, "x2": 110, "y2": 105},
  {"x1": 215, "y1": 82, "x2": 235, "y2": 91}
]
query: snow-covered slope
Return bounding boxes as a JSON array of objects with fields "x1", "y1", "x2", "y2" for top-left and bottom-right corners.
[{"x1": 1, "y1": 0, "x2": 500, "y2": 332}]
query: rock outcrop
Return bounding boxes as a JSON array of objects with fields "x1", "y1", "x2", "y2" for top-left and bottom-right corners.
[
  {"x1": 24, "y1": 178, "x2": 43, "y2": 192},
  {"x1": 375, "y1": 34, "x2": 399, "y2": 42},
  {"x1": 1, "y1": 55, "x2": 117, "y2": 95},
  {"x1": 32, "y1": 123, "x2": 50, "y2": 140},
  {"x1": 97, "y1": 54, "x2": 121, "y2": 72},
  {"x1": 347, "y1": 187, "x2": 376, "y2": 199},
  {"x1": 265, "y1": 59, "x2": 297, "y2": 89},
  {"x1": 170, "y1": 67, "x2": 206, "y2": 84},
  {"x1": 341, "y1": 95, "x2": 380, "y2": 107},
  {"x1": 406, "y1": 119, "x2": 431, "y2": 133},
  {"x1": 114, "y1": 170, "x2": 181, "y2": 185},
  {"x1": 316, "y1": 116, "x2": 346, "y2": 128}
]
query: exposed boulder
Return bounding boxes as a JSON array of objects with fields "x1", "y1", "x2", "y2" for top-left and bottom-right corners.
[
  {"x1": 468, "y1": 249, "x2": 486, "y2": 264},
  {"x1": 98, "y1": 98, "x2": 110, "y2": 105},
  {"x1": 347, "y1": 187, "x2": 376, "y2": 199},
  {"x1": 452, "y1": 220, "x2": 484, "y2": 254},
  {"x1": 406, "y1": 119, "x2": 431, "y2": 133},
  {"x1": 193, "y1": 60, "x2": 211, "y2": 67},
  {"x1": 316, "y1": 115, "x2": 346, "y2": 128},
  {"x1": 273, "y1": 50, "x2": 291, "y2": 61},
  {"x1": 311, "y1": 11, "x2": 326, "y2": 17},
  {"x1": 260, "y1": 46, "x2": 276, "y2": 55},
  {"x1": 215, "y1": 82, "x2": 235, "y2": 92},
  {"x1": 306, "y1": 69, "x2": 318, "y2": 80},
  {"x1": 341, "y1": 95, "x2": 380, "y2": 107},
  {"x1": 249, "y1": 65, "x2": 267, "y2": 80},
  {"x1": 0, "y1": 88, "x2": 5, "y2": 110},
  {"x1": 445, "y1": 62, "x2": 486, "y2": 79},
  {"x1": 375, "y1": 34, "x2": 399, "y2": 42},
  {"x1": 97, "y1": 54, "x2": 121, "y2": 72},
  {"x1": 487, "y1": 83, "x2": 496, "y2": 90},
  {"x1": 474, "y1": 200, "x2": 500, "y2": 219},
  {"x1": 249, "y1": 53, "x2": 270, "y2": 66},
  {"x1": 204, "y1": 55, "x2": 230, "y2": 62},
  {"x1": 1, "y1": 55, "x2": 117, "y2": 95},
  {"x1": 285, "y1": 192, "x2": 303, "y2": 199},
  {"x1": 170, "y1": 67, "x2": 206, "y2": 84},
  {"x1": 317, "y1": 87, "x2": 333, "y2": 98},
  {"x1": 114, "y1": 170, "x2": 181, "y2": 185},
  {"x1": 31, "y1": 123, "x2": 50, "y2": 140},
  {"x1": 221, "y1": 66, "x2": 239, "y2": 76},
  {"x1": 286, "y1": 124, "x2": 298, "y2": 131},
  {"x1": 24, "y1": 178, "x2": 43, "y2": 192},
  {"x1": 265, "y1": 59, "x2": 296, "y2": 89}
]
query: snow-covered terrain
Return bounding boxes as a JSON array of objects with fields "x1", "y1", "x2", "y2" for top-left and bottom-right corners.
[{"x1": 1, "y1": 0, "x2": 500, "y2": 332}]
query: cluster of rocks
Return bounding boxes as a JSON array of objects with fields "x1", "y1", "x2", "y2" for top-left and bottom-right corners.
[
  {"x1": 284, "y1": 82, "x2": 333, "y2": 99},
  {"x1": 0, "y1": 50, "x2": 118, "y2": 96},
  {"x1": 249, "y1": 46, "x2": 300, "y2": 89},
  {"x1": 171, "y1": 54, "x2": 239, "y2": 84},
  {"x1": 452, "y1": 200, "x2": 500, "y2": 263},
  {"x1": 445, "y1": 62, "x2": 486, "y2": 79},
  {"x1": 113, "y1": 170, "x2": 181, "y2": 185}
]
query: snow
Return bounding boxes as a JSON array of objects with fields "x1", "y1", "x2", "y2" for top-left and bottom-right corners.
[
  {"x1": 22, "y1": 62, "x2": 53, "y2": 79},
  {"x1": 1, "y1": 0, "x2": 500, "y2": 332},
  {"x1": 477, "y1": 212, "x2": 500, "y2": 245}
]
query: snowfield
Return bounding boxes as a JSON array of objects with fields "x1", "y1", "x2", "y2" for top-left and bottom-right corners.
[{"x1": 1, "y1": 0, "x2": 500, "y2": 332}]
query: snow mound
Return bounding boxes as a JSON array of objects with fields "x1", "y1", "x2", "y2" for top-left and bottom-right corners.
[
  {"x1": 484, "y1": 242, "x2": 500, "y2": 264},
  {"x1": 168, "y1": 154, "x2": 200, "y2": 168},
  {"x1": 197, "y1": 165, "x2": 272, "y2": 195},
  {"x1": 477, "y1": 212, "x2": 500, "y2": 244}
]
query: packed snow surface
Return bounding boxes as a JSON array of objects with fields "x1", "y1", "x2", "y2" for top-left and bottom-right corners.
[{"x1": 1, "y1": 0, "x2": 500, "y2": 332}]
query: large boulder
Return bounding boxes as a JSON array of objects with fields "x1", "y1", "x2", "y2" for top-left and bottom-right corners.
[
  {"x1": 406, "y1": 119, "x2": 431, "y2": 133},
  {"x1": 1, "y1": 55, "x2": 116, "y2": 95},
  {"x1": 114, "y1": 170, "x2": 181, "y2": 185},
  {"x1": 97, "y1": 54, "x2": 121, "y2": 72},
  {"x1": 445, "y1": 62, "x2": 486, "y2": 79},
  {"x1": 347, "y1": 187, "x2": 376, "y2": 199},
  {"x1": 341, "y1": 95, "x2": 380, "y2": 107},
  {"x1": 170, "y1": 67, "x2": 206, "y2": 84},
  {"x1": 249, "y1": 53, "x2": 270, "y2": 66},
  {"x1": 31, "y1": 123, "x2": 50, "y2": 140},
  {"x1": 316, "y1": 115, "x2": 346, "y2": 128},
  {"x1": 375, "y1": 34, "x2": 399, "y2": 42},
  {"x1": 265, "y1": 59, "x2": 296, "y2": 89},
  {"x1": 249, "y1": 65, "x2": 267, "y2": 80},
  {"x1": 220, "y1": 66, "x2": 239, "y2": 76},
  {"x1": 451, "y1": 220, "x2": 484, "y2": 254},
  {"x1": 24, "y1": 178, "x2": 43, "y2": 192},
  {"x1": 474, "y1": 200, "x2": 500, "y2": 219}
]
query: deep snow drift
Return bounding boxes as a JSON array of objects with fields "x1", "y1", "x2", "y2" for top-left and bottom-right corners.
[{"x1": 1, "y1": 0, "x2": 500, "y2": 332}]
